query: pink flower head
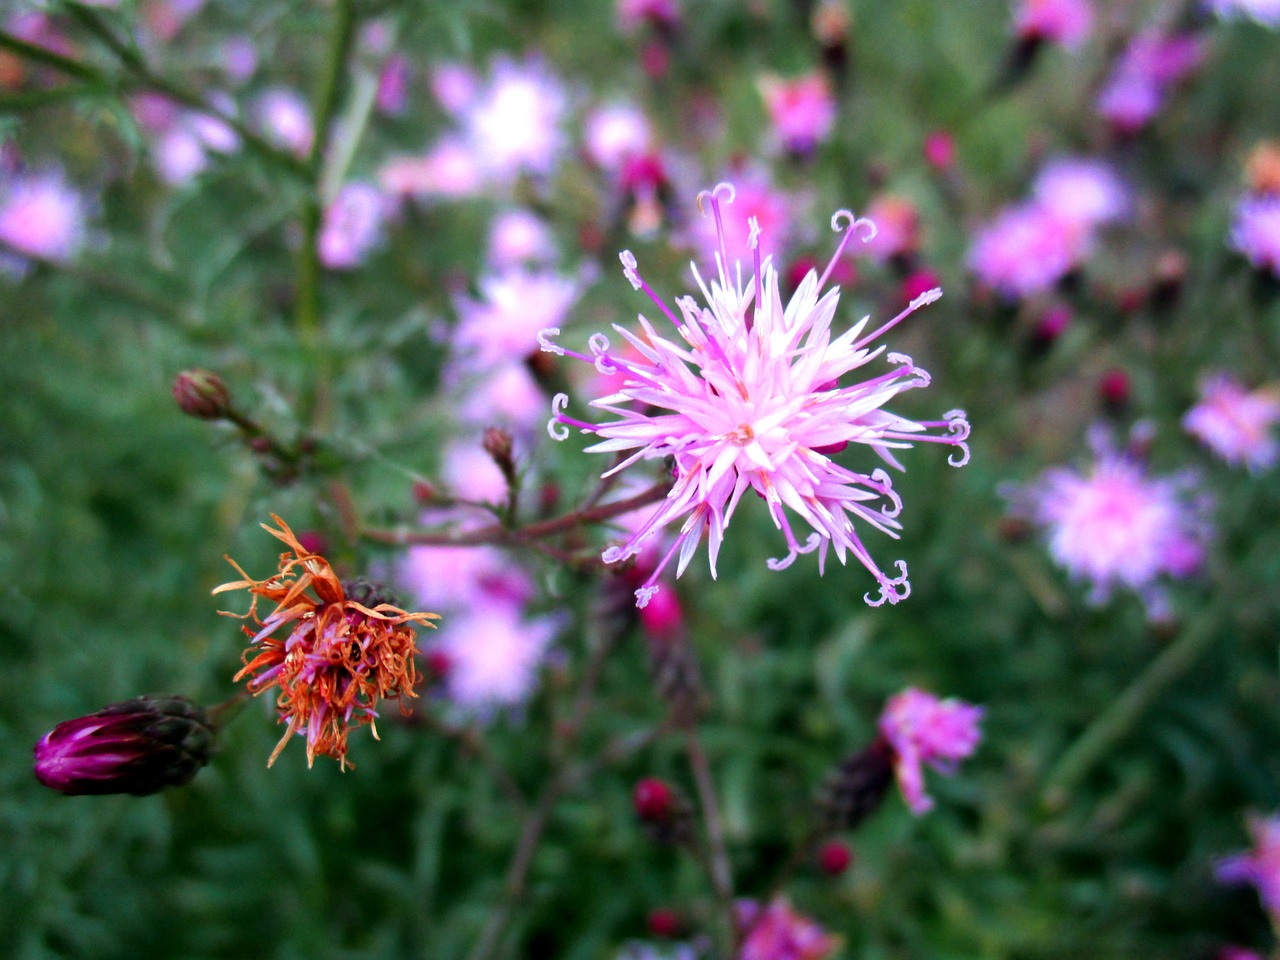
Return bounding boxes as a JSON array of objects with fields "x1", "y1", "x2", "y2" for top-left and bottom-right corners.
[
  {"x1": 455, "y1": 267, "x2": 582, "y2": 367},
  {"x1": 859, "y1": 195, "x2": 921, "y2": 263},
  {"x1": 1217, "y1": 813, "x2": 1280, "y2": 919},
  {"x1": 487, "y1": 208, "x2": 556, "y2": 268},
  {"x1": 543, "y1": 183, "x2": 970, "y2": 608},
  {"x1": 618, "y1": 0, "x2": 680, "y2": 33},
  {"x1": 1014, "y1": 0, "x2": 1094, "y2": 50},
  {"x1": 430, "y1": 606, "x2": 557, "y2": 715},
  {"x1": 256, "y1": 88, "x2": 313, "y2": 157},
  {"x1": 1097, "y1": 31, "x2": 1205, "y2": 134},
  {"x1": 1009, "y1": 426, "x2": 1212, "y2": 611},
  {"x1": 1211, "y1": 0, "x2": 1280, "y2": 26},
  {"x1": 318, "y1": 182, "x2": 390, "y2": 270},
  {"x1": 463, "y1": 58, "x2": 567, "y2": 182},
  {"x1": 1230, "y1": 194, "x2": 1280, "y2": 276},
  {"x1": 968, "y1": 201, "x2": 1087, "y2": 300},
  {"x1": 0, "y1": 168, "x2": 86, "y2": 263},
  {"x1": 378, "y1": 138, "x2": 484, "y2": 199},
  {"x1": 584, "y1": 102, "x2": 653, "y2": 171},
  {"x1": 376, "y1": 54, "x2": 411, "y2": 116},
  {"x1": 1032, "y1": 157, "x2": 1130, "y2": 230},
  {"x1": 878, "y1": 687, "x2": 982, "y2": 815},
  {"x1": 737, "y1": 897, "x2": 840, "y2": 960},
  {"x1": 1184, "y1": 373, "x2": 1280, "y2": 472},
  {"x1": 759, "y1": 71, "x2": 838, "y2": 156}
]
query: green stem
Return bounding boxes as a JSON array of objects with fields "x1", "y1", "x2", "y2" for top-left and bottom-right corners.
[
  {"x1": 1041, "y1": 607, "x2": 1222, "y2": 807},
  {"x1": 0, "y1": 29, "x2": 101, "y2": 82}
]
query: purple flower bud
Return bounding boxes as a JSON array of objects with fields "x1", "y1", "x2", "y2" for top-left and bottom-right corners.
[{"x1": 34, "y1": 695, "x2": 216, "y2": 796}]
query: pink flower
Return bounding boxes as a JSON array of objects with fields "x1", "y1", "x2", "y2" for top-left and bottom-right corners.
[
  {"x1": 1032, "y1": 158, "x2": 1129, "y2": 230},
  {"x1": 543, "y1": 183, "x2": 970, "y2": 608},
  {"x1": 463, "y1": 58, "x2": 567, "y2": 182},
  {"x1": 618, "y1": 0, "x2": 680, "y2": 33},
  {"x1": 378, "y1": 138, "x2": 483, "y2": 199},
  {"x1": 968, "y1": 202, "x2": 1087, "y2": 300},
  {"x1": 1008, "y1": 426, "x2": 1212, "y2": 610},
  {"x1": 1211, "y1": 0, "x2": 1280, "y2": 26},
  {"x1": 878, "y1": 687, "x2": 982, "y2": 815},
  {"x1": 737, "y1": 897, "x2": 839, "y2": 960},
  {"x1": 1230, "y1": 194, "x2": 1280, "y2": 275},
  {"x1": 487, "y1": 209, "x2": 556, "y2": 267},
  {"x1": 1014, "y1": 0, "x2": 1094, "y2": 50},
  {"x1": 584, "y1": 102, "x2": 653, "y2": 171},
  {"x1": 256, "y1": 88, "x2": 313, "y2": 157},
  {"x1": 759, "y1": 71, "x2": 837, "y2": 156},
  {"x1": 0, "y1": 169, "x2": 86, "y2": 263},
  {"x1": 431, "y1": 607, "x2": 558, "y2": 715},
  {"x1": 1217, "y1": 814, "x2": 1280, "y2": 919},
  {"x1": 376, "y1": 54, "x2": 411, "y2": 115},
  {"x1": 455, "y1": 268, "x2": 582, "y2": 367},
  {"x1": 858, "y1": 195, "x2": 920, "y2": 264},
  {"x1": 1097, "y1": 31, "x2": 1204, "y2": 133},
  {"x1": 1184, "y1": 373, "x2": 1280, "y2": 472},
  {"x1": 318, "y1": 182, "x2": 390, "y2": 270}
]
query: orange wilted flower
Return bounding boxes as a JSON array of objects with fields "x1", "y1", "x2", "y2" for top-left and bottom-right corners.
[{"x1": 214, "y1": 515, "x2": 439, "y2": 770}]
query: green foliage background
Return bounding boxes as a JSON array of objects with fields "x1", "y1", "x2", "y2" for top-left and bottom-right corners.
[{"x1": 2, "y1": 1, "x2": 1280, "y2": 958}]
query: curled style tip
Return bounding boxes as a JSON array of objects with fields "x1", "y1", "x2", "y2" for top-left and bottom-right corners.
[
  {"x1": 619, "y1": 250, "x2": 642, "y2": 290},
  {"x1": 547, "y1": 393, "x2": 571, "y2": 441},
  {"x1": 695, "y1": 181, "x2": 737, "y2": 214},
  {"x1": 864, "y1": 560, "x2": 910, "y2": 607},
  {"x1": 537, "y1": 327, "x2": 564, "y2": 355},
  {"x1": 634, "y1": 585, "x2": 660, "y2": 608}
]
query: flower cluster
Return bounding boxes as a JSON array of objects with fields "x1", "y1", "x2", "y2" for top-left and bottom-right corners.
[
  {"x1": 215, "y1": 516, "x2": 439, "y2": 769},
  {"x1": 543, "y1": 183, "x2": 970, "y2": 608}
]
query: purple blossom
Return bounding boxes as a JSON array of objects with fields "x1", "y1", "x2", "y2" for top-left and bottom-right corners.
[
  {"x1": 543, "y1": 183, "x2": 970, "y2": 608},
  {"x1": 1211, "y1": 0, "x2": 1280, "y2": 26},
  {"x1": 461, "y1": 58, "x2": 568, "y2": 183},
  {"x1": 737, "y1": 897, "x2": 840, "y2": 960},
  {"x1": 318, "y1": 182, "x2": 390, "y2": 270},
  {"x1": 454, "y1": 267, "x2": 583, "y2": 367},
  {"x1": 1230, "y1": 194, "x2": 1280, "y2": 275},
  {"x1": 1013, "y1": 0, "x2": 1094, "y2": 50},
  {"x1": 256, "y1": 88, "x2": 313, "y2": 157},
  {"x1": 1217, "y1": 814, "x2": 1280, "y2": 920},
  {"x1": 1032, "y1": 157, "x2": 1130, "y2": 229},
  {"x1": 430, "y1": 607, "x2": 558, "y2": 716},
  {"x1": 487, "y1": 209, "x2": 556, "y2": 268},
  {"x1": 1097, "y1": 31, "x2": 1204, "y2": 134},
  {"x1": 1007, "y1": 426, "x2": 1212, "y2": 613},
  {"x1": 759, "y1": 71, "x2": 838, "y2": 156},
  {"x1": 878, "y1": 687, "x2": 983, "y2": 815},
  {"x1": 584, "y1": 102, "x2": 654, "y2": 171},
  {"x1": 968, "y1": 201, "x2": 1087, "y2": 299},
  {"x1": 1184, "y1": 373, "x2": 1280, "y2": 471},
  {"x1": 0, "y1": 168, "x2": 87, "y2": 265}
]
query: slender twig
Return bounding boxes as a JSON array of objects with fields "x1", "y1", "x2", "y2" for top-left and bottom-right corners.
[
  {"x1": 1041, "y1": 605, "x2": 1223, "y2": 806},
  {"x1": 684, "y1": 727, "x2": 737, "y2": 951},
  {"x1": 0, "y1": 30, "x2": 101, "y2": 82},
  {"x1": 361, "y1": 479, "x2": 671, "y2": 548}
]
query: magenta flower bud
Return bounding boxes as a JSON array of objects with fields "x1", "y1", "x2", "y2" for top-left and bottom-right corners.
[
  {"x1": 34, "y1": 695, "x2": 216, "y2": 796},
  {"x1": 173, "y1": 369, "x2": 232, "y2": 421}
]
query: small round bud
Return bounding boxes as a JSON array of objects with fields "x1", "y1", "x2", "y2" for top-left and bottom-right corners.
[
  {"x1": 173, "y1": 369, "x2": 231, "y2": 420},
  {"x1": 424, "y1": 649, "x2": 451, "y2": 681},
  {"x1": 817, "y1": 840, "x2": 854, "y2": 876},
  {"x1": 297, "y1": 530, "x2": 328, "y2": 556},
  {"x1": 1099, "y1": 368, "x2": 1131, "y2": 412},
  {"x1": 633, "y1": 777, "x2": 676, "y2": 822},
  {"x1": 412, "y1": 480, "x2": 439, "y2": 504},
  {"x1": 647, "y1": 908, "x2": 683, "y2": 939},
  {"x1": 483, "y1": 427, "x2": 516, "y2": 476},
  {"x1": 923, "y1": 130, "x2": 955, "y2": 172}
]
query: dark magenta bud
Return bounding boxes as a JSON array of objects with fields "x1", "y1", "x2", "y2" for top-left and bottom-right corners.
[
  {"x1": 34, "y1": 695, "x2": 216, "y2": 796},
  {"x1": 172, "y1": 369, "x2": 231, "y2": 420},
  {"x1": 817, "y1": 840, "x2": 854, "y2": 875},
  {"x1": 633, "y1": 776, "x2": 676, "y2": 822}
]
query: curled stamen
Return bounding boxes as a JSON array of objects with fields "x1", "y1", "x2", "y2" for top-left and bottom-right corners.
[
  {"x1": 818, "y1": 209, "x2": 878, "y2": 289},
  {"x1": 588, "y1": 332, "x2": 612, "y2": 356},
  {"x1": 601, "y1": 545, "x2": 627, "y2": 564},
  {"x1": 909, "y1": 288, "x2": 943, "y2": 311},
  {"x1": 766, "y1": 532, "x2": 821, "y2": 571},
  {"x1": 619, "y1": 250, "x2": 642, "y2": 291},
  {"x1": 747, "y1": 216, "x2": 761, "y2": 251},
  {"x1": 886, "y1": 352, "x2": 932, "y2": 388},
  {"x1": 944, "y1": 411, "x2": 972, "y2": 466},
  {"x1": 537, "y1": 327, "x2": 564, "y2": 355},
  {"x1": 695, "y1": 181, "x2": 737, "y2": 214},
  {"x1": 863, "y1": 560, "x2": 910, "y2": 607},
  {"x1": 547, "y1": 393, "x2": 571, "y2": 441},
  {"x1": 870, "y1": 468, "x2": 904, "y2": 518}
]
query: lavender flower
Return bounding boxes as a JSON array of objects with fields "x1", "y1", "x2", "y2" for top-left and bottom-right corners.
[
  {"x1": 1013, "y1": 0, "x2": 1094, "y2": 50},
  {"x1": 543, "y1": 183, "x2": 969, "y2": 608},
  {"x1": 1230, "y1": 194, "x2": 1280, "y2": 276},
  {"x1": 1211, "y1": 0, "x2": 1280, "y2": 27},
  {"x1": 737, "y1": 897, "x2": 840, "y2": 960},
  {"x1": 1217, "y1": 813, "x2": 1280, "y2": 922},
  {"x1": 879, "y1": 687, "x2": 983, "y2": 815},
  {"x1": 1184, "y1": 373, "x2": 1280, "y2": 471},
  {"x1": 318, "y1": 182, "x2": 390, "y2": 270},
  {"x1": 0, "y1": 168, "x2": 86, "y2": 265},
  {"x1": 759, "y1": 71, "x2": 837, "y2": 156}
]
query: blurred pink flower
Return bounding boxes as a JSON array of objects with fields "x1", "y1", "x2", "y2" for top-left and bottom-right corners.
[
  {"x1": 487, "y1": 209, "x2": 556, "y2": 267},
  {"x1": 1217, "y1": 813, "x2": 1280, "y2": 919},
  {"x1": 923, "y1": 130, "x2": 956, "y2": 171},
  {"x1": 256, "y1": 88, "x2": 313, "y2": 157},
  {"x1": 859, "y1": 195, "x2": 920, "y2": 264},
  {"x1": 318, "y1": 182, "x2": 390, "y2": 270},
  {"x1": 220, "y1": 37, "x2": 258, "y2": 85},
  {"x1": 1097, "y1": 31, "x2": 1204, "y2": 134},
  {"x1": 1008, "y1": 426, "x2": 1212, "y2": 610},
  {"x1": 455, "y1": 267, "x2": 582, "y2": 367},
  {"x1": 968, "y1": 202, "x2": 1087, "y2": 299},
  {"x1": 618, "y1": 0, "x2": 680, "y2": 33},
  {"x1": 1032, "y1": 157, "x2": 1129, "y2": 229},
  {"x1": 1216, "y1": 949, "x2": 1266, "y2": 960},
  {"x1": 759, "y1": 71, "x2": 837, "y2": 156},
  {"x1": 459, "y1": 362, "x2": 549, "y2": 434},
  {"x1": 1183, "y1": 373, "x2": 1280, "y2": 471},
  {"x1": 464, "y1": 58, "x2": 567, "y2": 182},
  {"x1": 1211, "y1": 0, "x2": 1280, "y2": 26},
  {"x1": 431, "y1": 607, "x2": 557, "y2": 714},
  {"x1": 430, "y1": 62, "x2": 479, "y2": 114},
  {"x1": 737, "y1": 897, "x2": 839, "y2": 960},
  {"x1": 544, "y1": 183, "x2": 970, "y2": 608},
  {"x1": 1230, "y1": 194, "x2": 1280, "y2": 275},
  {"x1": 585, "y1": 102, "x2": 653, "y2": 171},
  {"x1": 1013, "y1": 0, "x2": 1093, "y2": 50},
  {"x1": 879, "y1": 687, "x2": 983, "y2": 815},
  {"x1": 378, "y1": 138, "x2": 484, "y2": 199},
  {"x1": 376, "y1": 54, "x2": 411, "y2": 115},
  {"x1": 0, "y1": 169, "x2": 86, "y2": 263}
]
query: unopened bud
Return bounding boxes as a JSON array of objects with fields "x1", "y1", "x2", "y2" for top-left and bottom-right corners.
[
  {"x1": 816, "y1": 840, "x2": 854, "y2": 876},
  {"x1": 34, "y1": 695, "x2": 216, "y2": 796},
  {"x1": 483, "y1": 427, "x2": 516, "y2": 476},
  {"x1": 633, "y1": 776, "x2": 675, "y2": 822},
  {"x1": 1099, "y1": 368, "x2": 1131, "y2": 413},
  {"x1": 923, "y1": 130, "x2": 956, "y2": 172},
  {"x1": 647, "y1": 908, "x2": 683, "y2": 938},
  {"x1": 817, "y1": 737, "x2": 894, "y2": 833},
  {"x1": 173, "y1": 369, "x2": 231, "y2": 420}
]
